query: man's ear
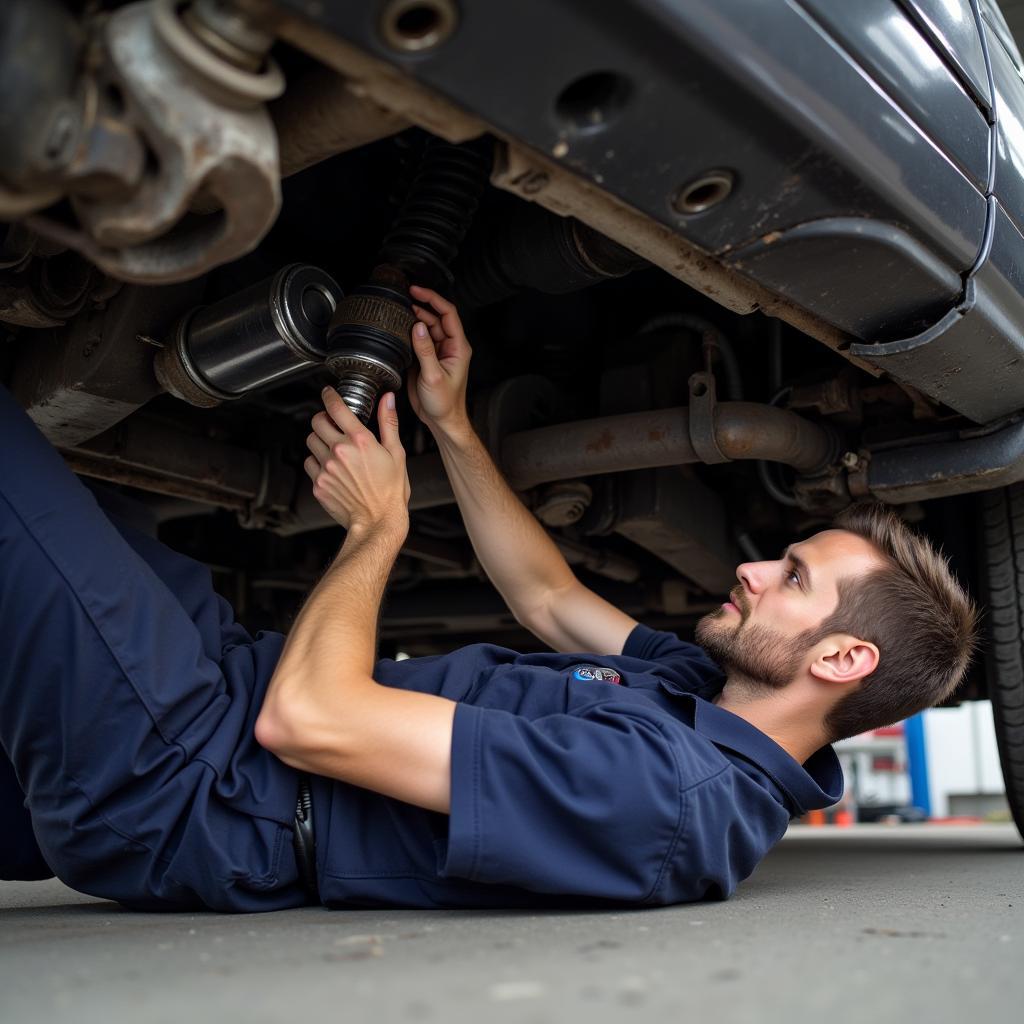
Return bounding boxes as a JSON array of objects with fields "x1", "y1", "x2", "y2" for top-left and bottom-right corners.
[{"x1": 808, "y1": 634, "x2": 879, "y2": 686}]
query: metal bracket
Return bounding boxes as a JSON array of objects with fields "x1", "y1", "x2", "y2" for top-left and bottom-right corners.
[
  {"x1": 238, "y1": 448, "x2": 273, "y2": 529},
  {"x1": 688, "y1": 370, "x2": 730, "y2": 464}
]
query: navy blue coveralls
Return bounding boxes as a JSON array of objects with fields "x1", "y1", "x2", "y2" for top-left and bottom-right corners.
[{"x1": 0, "y1": 382, "x2": 843, "y2": 911}]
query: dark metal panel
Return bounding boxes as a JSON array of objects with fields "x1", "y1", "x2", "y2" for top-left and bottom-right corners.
[
  {"x1": 850, "y1": 200, "x2": 1024, "y2": 422},
  {"x1": 803, "y1": 0, "x2": 990, "y2": 187},
  {"x1": 726, "y1": 217, "x2": 962, "y2": 341},
  {"x1": 897, "y1": 0, "x2": 993, "y2": 107},
  {"x1": 981, "y1": 0, "x2": 1024, "y2": 67},
  {"x1": 276, "y1": 0, "x2": 986, "y2": 269},
  {"x1": 658, "y1": 0, "x2": 987, "y2": 266},
  {"x1": 988, "y1": 29, "x2": 1024, "y2": 237},
  {"x1": 863, "y1": 418, "x2": 1024, "y2": 502}
]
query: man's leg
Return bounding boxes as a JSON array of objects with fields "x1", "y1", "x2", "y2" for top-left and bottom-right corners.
[
  {"x1": 85, "y1": 481, "x2": 260, "y2": 662},
  {"x1": 0, "y1": 383, "x2": 300, "y2": 910}
]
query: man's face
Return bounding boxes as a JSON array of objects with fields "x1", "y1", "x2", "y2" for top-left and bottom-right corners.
[{"x1": 695, "y1": 529, "x2": 885, "y2": 689}]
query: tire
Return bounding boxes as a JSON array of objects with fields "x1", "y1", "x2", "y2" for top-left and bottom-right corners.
[{"x1": 979, "y1": 483, "x2": 1024, "y2": 840}]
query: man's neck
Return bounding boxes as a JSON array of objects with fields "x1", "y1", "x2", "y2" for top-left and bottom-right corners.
[{"x1": 711, "y1": 684, "x2": 829, "y2": 765}]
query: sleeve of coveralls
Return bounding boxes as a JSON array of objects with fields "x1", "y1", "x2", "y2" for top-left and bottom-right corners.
[{"x1": 440, "y1": 701, "x2": 684, "y2": 903}]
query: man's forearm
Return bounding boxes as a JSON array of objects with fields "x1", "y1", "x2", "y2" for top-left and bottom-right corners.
[
  {"x1": 406, "y1": 291, "x2": 637, "y2": 657},
  {"x1": 433, "y1": 418, "x2": 576, "y2": 625},
  {"x1": 258, "y1": 522, "x2": 404, "y2": 751}
]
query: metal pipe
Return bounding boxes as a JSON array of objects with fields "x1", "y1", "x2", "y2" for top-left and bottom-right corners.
[
  {"x1": 60, "y1": 399, "x2": 835, "y2": 533},
  {"x1": 500, "y1": 407, "x2": 696, "y2": 491},
  {"x1": 60, "y1": 413, "x2": 296, "y2": 519},
  {"x1": 852, "y1": 418, "x2": 1024, "y2": 504},
  {"x1": 715, "y1": 403, "x2": 835, "y2": 471},
  {"x1": 500, "y1": 402, "x2": 835, "y2": 491},
  {"x1": 285, "y1": 402, "x2": 834, "y2": 532}
]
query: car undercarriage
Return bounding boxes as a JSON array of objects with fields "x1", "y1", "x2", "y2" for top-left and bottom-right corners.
[{"x1": 3, "y1": 0, "x2": 1024, "y2": 824}]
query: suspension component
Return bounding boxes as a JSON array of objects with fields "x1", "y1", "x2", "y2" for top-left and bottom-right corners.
[
  {"x1": 327, "y1": 137, "x2": 491, "y2": 421},
  {"x1": 155, "y1": 263, "x2": 343, "y2": 406},
  {"x1": 1, "y1": 0, "x2": 284, "y2": 283},
  {"x1": 325, "y1": 264, "x2": 416, "y2": 423},
  {"x1": 379, "y1": 137, "x2": 491, "y2": 290},
  {"x1": 452, "y1": 204, "x2": 644, "y2": 310}
]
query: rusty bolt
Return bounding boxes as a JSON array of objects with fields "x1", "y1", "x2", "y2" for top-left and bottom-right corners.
[{"x1": 534, "y1": 481, "x2": 593, "y2": 527}]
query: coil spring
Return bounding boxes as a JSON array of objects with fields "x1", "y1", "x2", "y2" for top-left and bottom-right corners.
[{"x1": 379, "y1": 137, "x2": 491, "y2": 288}]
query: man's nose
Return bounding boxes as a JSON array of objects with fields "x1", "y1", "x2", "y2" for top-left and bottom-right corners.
[{"x1": 736, "y1": 561, "x2": 769, "y2": 595}]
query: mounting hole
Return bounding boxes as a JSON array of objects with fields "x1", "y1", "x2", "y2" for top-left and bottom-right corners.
[
  {"x1": 555, "y1": 71, "x2": 631, "y2": 134},
  {"x1": 301, "y1": 284, "x2": 335, "y2": 329},
  {"x1": 673, "y1": 171, "x2": 735, "y2": 215},
  {"x1": 379, "y1": 0, "x2": 459, "y2": 53},
  {"x1": 690, "y1": 379, "x2": 708, "y2": 398}
]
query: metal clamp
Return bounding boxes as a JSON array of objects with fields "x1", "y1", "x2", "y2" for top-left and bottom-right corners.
[{"x1": 688, "y1": 370, "x2": 730, "y2": 464}]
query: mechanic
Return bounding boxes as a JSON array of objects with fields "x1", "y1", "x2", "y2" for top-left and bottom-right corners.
[{"x1": 0, "y1": 286, "x2": 978, "y2": 912}]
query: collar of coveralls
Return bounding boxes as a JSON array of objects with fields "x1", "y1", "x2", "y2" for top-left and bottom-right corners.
[{"x1": 657, "y1": 678, "x2": 846, "y2": 814}]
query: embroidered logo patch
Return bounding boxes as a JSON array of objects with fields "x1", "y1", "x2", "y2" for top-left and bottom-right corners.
[{"x1": 571, "y1": 665, "x2": 622, "y2": 685}]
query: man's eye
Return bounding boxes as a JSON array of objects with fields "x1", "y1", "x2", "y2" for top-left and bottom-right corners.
[{"x1": 786, "y1": 568, "x2": 801, "y2": 586}]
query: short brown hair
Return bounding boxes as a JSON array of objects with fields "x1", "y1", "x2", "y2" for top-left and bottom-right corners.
[{"x1": 810, "y1": 503, "x2": 979, "y2": 743}]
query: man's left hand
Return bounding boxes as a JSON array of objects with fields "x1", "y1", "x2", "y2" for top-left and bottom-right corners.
[{"x1": 305, "y1": 387, "x2": 410, "y2": 534}]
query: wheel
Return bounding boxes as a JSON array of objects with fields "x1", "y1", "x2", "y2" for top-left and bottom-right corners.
[{"x1": 979, "y1": 483, "x2": 1024, "y2": 840}]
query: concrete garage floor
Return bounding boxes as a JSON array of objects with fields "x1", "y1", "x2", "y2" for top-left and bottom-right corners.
[{"x1": 1, "y1": 824, "x2": 1021, "y2": 1024}]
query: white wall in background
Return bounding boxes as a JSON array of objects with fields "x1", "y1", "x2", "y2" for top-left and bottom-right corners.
[{"x1": 923, "y1": 700, "x2": 1005, "y2": 817}]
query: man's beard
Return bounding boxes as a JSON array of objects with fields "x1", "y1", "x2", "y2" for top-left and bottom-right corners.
[{"x1": 694, "y1": 591, "x2": 807, "y2": 692}]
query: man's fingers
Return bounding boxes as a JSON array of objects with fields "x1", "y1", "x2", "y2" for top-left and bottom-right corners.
[
  {"x1": 310, "y1": 410, "x2": 342, "y2": 447},
  {"x1": 411, "y1": 303, "x2": 439, "y2": 327},
  {"x1": 409, "y1": 284, "x2": 454, "y2": 315},
  {"x1": 377, "y1": 392, "x2": 404, "y2": 455},
  {"x1": 411, "y1": 322, "x2": 443, "y2": 383},
  {"x1": 411, "y1": 304, "x2": 446, "y2": 343},
  {"x1": 303, "y1": 455, "x2": 319, "y2": 482},
  {"x1": 322, "y1": 386, "x2": 370, "y2": 439},
  {"x1": 306, "y1": 431, "x2": 330, "y2": 464},
  {"x1": 408, "y1": 286, "x2": 464, "y2": 350}
]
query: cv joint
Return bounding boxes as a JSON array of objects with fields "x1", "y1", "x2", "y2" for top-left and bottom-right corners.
[{"x1": 325, "y1": 264, "x2": 416, "y2": 423}]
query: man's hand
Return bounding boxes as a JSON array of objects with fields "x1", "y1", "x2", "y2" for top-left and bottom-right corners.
[
  {"x1": 304, "y1": 387, "x2": 410, "y2": 534},
  {"x1": 407, "y1": 285, "x2": 472, "y2": 437}
]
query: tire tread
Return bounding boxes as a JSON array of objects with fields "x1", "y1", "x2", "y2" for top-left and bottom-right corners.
[{"x1": 980, "y1": 484, "x2": 1024, "y2": 839}]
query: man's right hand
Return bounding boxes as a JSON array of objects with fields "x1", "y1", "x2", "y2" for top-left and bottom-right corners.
[{"x1": 407, "y1": 285, "x2": 472, "y2": 437}]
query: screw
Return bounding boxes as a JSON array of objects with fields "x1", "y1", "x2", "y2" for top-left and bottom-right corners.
[
  {"x1": 841, "y1": 451, "x2": 860, "y2": 469},
  {"x1": 515, "y1": 171, "x2": 549, "y2": 195}
]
